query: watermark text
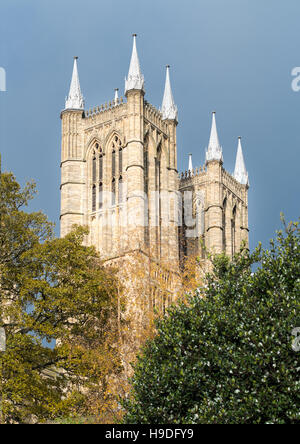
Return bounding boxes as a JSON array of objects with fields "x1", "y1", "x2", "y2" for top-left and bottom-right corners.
[
  {"x1": 292, "y1": 327, "x2": 300, "y2": 352},
  {"x1": 0, "y1": 67, "x2": 6, "y2": 92}
]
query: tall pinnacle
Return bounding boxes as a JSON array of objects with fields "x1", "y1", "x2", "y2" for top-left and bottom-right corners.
[
  {"x1": 114, "y1": 88, "x2": 119, "y2": 105},
  {"x1": 234, "y1": 137, "x2": 249, "y2": 186},
  {"x1": 125, "y1": 34, "x2": 145, "y2": 94},
  {"x1": 65, "y1": 57, "x2": 85, "y2": 110},
  {"x1": 161, "y1": 65, "x2": 178, "y2": 121},
  {"x1": 188, "y1": 153, "x2": 193, "y2": 172},
  {"x1": 206, "y1": 112, "x2": 223, "y2": 163}
]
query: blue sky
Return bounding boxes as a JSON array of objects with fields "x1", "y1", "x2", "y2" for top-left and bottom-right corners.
[{"x1": 0, "y1": 0, "x2": 299, "y2": 252}]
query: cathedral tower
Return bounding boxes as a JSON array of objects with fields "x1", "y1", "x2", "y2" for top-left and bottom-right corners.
[
  {"x1": 60, "y1": 36, "x2": 249, "y2": 307},
  {"x1": 178, "y1": 112, "x2": 249, "y2": 265},
  {"x1": 60, "y1": 37, "x2": 181, "y2": 309}
]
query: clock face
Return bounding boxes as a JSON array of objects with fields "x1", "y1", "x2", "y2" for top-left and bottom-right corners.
[{"x1": 0, "y1": 328, "x2": 6, "y2": 352}]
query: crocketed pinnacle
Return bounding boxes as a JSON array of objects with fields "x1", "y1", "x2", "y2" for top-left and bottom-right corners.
[{"x1": 65, "y1": 57, "x2": 85, "y2": 110}]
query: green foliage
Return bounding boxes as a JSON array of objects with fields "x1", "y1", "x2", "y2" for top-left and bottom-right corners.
[
  {"x1": 0, "y1": 171, "x2": 120, "y2": 423},
  {"x1": 123, "y1": 218, "x2": 300, "y2": 424}
]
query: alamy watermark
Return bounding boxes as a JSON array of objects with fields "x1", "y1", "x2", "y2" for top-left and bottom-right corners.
[
  {"x1": 291, "y1": 67, "x2": 300, "y2": 92},
  {"x1": 88, "y1": 189, "x2": 205, "y2": 238},
  {"x1": 292, "y1": 327, "x2": 300, "y2": 352},
  {"x1": 0, "y1": 67, "x2": 6, "y2": 92}
]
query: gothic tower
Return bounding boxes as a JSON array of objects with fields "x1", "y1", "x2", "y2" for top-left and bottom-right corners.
[
  {"x1": 60, "y1": 36, "x2": 249, "y2": 308},
  {"x1": 178, "y1": 112, "x2": 249, "y2": 266},
  {"x1": 60, "y1": 37, "x2": 181, "y2": 316}
]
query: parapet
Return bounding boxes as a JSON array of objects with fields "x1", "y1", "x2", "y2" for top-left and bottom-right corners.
[
  {"x1": 221, "y1": 167, "x2": 247, "y2": 197},
  {"x1": 144, "y1": 101, "x2": 168, "y2": 133},
  {"x1": 179, "y1": 165, "x2": 207, "y2": 182},
  {"x1": 84, "y1": 96, "x2": 126, "y2": 119}
]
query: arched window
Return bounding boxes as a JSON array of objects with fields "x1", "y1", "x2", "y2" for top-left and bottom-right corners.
[
  {"x1": 112, "y1": 149, "x2": 116, "y2": 177},
  {"x1": 231, "y1": 205, "x2": 236, "y2": 257},
  {"x1": 110, "y1": 135, "x2": 123, "y2": 207},
  {"x1": 92, "y1": 185, "x2": 96, "y2": 212},
  {"x1": 112, "y1": 135, "x2": 122, "y2": 176},
  {"x1": 156, "y1": 143, "x2": 162, "y2": 193},
  {"x1": 222, "y1": 198, "x2": 227, "y2": 252},
  {"x1": 92, "y1": 153, "x2": 96, "y2": 183},
  {"x1": 99, "y1": 182, "x2": 103, "y2": 209},
  {"x1": 119, "y1": 147, "x2": 123, "y2": 174},
  {"x1": 99, "y1": 154, "x2": 103, "y2": 181},
  {"x1": 90, "y1": 142, "x2": 103, "y2": 213}
]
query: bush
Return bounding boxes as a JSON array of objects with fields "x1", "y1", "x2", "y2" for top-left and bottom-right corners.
[{"x1": 123, "y1": 218, "x2": 300, "y2": 424}]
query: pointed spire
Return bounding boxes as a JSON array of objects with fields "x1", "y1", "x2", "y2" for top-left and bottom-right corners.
[
  {"x1": 206, "y1": 112, "x2": 223, "y2": 163},
  {"x1": 125, "y1": 34, "x2": 145, "y2": 94},
  {"x1": 161, "y1": 65, "x2": 178, "y2": 121},
  {"x1": 114, "y1": 88, "x2": 119, "y2": 105},
  {"x1": 65, "y1": 57, "x2": 85, "y2": 110},
  {"x1": 188, "y1": 153, "x2": 193, "y2": 173},
  {"x1": 234, "y1": 137, "x2": 249, "y2": 185}
]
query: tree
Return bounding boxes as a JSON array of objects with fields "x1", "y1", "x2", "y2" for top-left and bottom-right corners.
[
  {"x1": 0, "y1": 170, "x2": 121, "y2": 423},
  {"x1": 123, "y1": 218, "x2": 300, "y2": 424}
]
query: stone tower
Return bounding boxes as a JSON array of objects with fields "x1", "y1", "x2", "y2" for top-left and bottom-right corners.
[
  {"x1": 60, "y1": 37, "x2": 181, "y2": 315},
  {"x1": 178, "y1": 113, "x2": 249, "y2": 266},
  {"x1": 60, "y1": 36, "x2": 249, "y2": 306}
]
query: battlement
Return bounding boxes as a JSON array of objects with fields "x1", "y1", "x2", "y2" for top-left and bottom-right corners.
[
  {"x1": 179, "y1": 165, "x2": 247, "y2": 202},
  {"x1": 83, "y1": 99, "x2": 169, "y2": 134},
  {"x1": 222, "y1": 167, "x2": 246, "y2": 197},
  {"x1": 144, "y1": 101, "x2": 168, "y2": 133},
  {"x1": 84, "y1": 97, "x2": 126, "y2": 119},
  {"x1": 179, "y1": 165, "x2": 207, "y2": 182}
]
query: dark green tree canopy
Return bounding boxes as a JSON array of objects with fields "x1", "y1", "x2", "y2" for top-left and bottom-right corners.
[{"x1": 124, "y1": 219, "x2": 300, "y2": 424}]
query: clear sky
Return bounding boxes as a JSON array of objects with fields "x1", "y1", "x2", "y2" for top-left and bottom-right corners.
[{"x1": 0, "y1": 0, "x2": 299, "y2": 252}]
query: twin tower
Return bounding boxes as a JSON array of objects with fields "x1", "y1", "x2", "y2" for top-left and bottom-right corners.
[{"x1": 60, "y1": 35, "x2": 249, "y2": 292}]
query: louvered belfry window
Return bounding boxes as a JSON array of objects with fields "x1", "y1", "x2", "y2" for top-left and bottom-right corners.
[
  {"x1": 92, "y1": 185, "x2": 96, "y2": 212},
  {"x1": 111, "y1": 135, "x2": 123, "y2": 206},
  {"x1": 112, "y1": 149, "x2": 116, "y2": 178},
  {"x1": 99, "y1": 154, "x2": 103, "y2": 181},
  {"x1": 231, "y1": 206, "x2": 236, "y2": 257},
  {"x1": 92, "y1": 154, "x2": 96, "y2": 183},
  {"x1": 99, "y1": 182, "x2": 103, "y2": 209},
  {"x1": 91, "y1": 143, "x2": 103, "y2": 213},
  {"x1": 119, "y1": 147, "x2": 123, "y2": 174}
]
